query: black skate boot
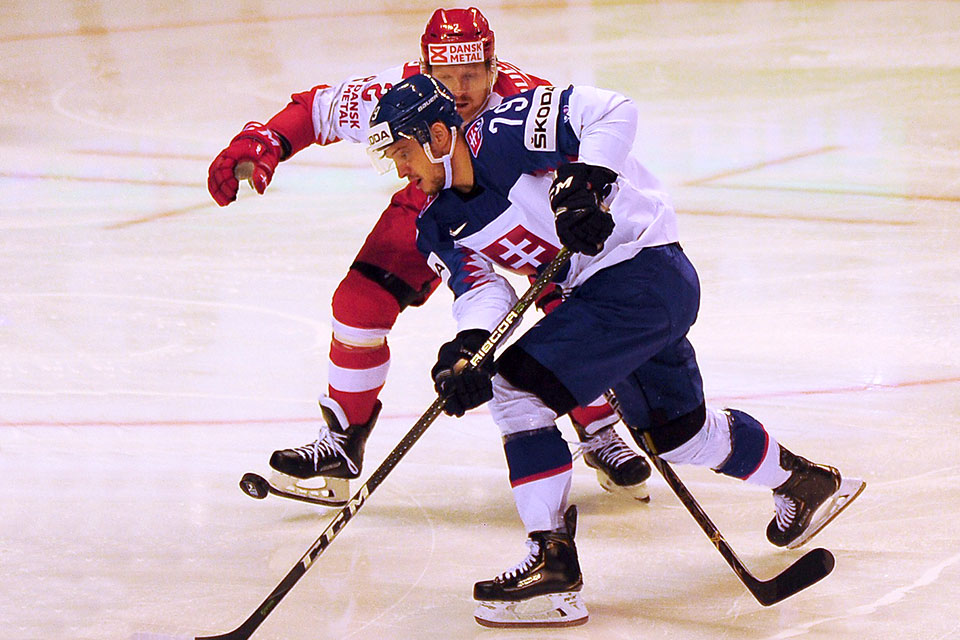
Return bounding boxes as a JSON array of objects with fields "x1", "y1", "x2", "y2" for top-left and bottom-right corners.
[
  {"x1": 767, "y1": 446, "x2": 865, "y2": 549},
  {"x1": 268, "y1": 397, "x2": 381, "y2": 506},
  {"x1": 473, "y1": 506, "x2": 588, "y2": 628},
  {"x1": 573, "y1": 421, "x2": 651, "y2": 502}
]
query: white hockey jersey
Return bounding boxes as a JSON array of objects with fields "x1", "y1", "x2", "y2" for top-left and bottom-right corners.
[
  {"x1": 415, "y1": 85, "x2": 679, "y2": 333},
  {"x1": 264, "y1": 60, "x2": 549, "y2": 156}
]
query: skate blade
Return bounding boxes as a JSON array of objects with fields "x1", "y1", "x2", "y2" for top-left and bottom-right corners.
[
  {"x1": 787, "y1": 477, "x2": 866, "y2": 550},
  {"x1": 269, "y1": 471, "x2": 350, "y2": 507},
  {"x1": 474, "y1": 591, "x2": 588, "y2": 628},
  {"x1": 596, "y1": 470, "x2": 651, "y2": 503}
]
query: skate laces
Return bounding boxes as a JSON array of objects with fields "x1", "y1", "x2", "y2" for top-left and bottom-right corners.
[
  {"x1": 573, "y1": 427, "x2": 635, "y2": 467},
  {"x1": 293, "y1": 422, "x2": 359, "y2": 476},
  {"x1": 496, "y1": 539, "x2": 541, "y2": 583},
  {"x1": 772, "y1": 492, "x2": 797, "y2": 532}
]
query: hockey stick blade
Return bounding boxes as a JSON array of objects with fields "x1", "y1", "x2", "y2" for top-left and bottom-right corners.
[
  {"x1": 196, "y1": 249, "x2": 571, "y2": 640},
  {"x1": 744, "y1": 546, "x2": 834, "y2": 606},
  {"x1": 603, "y1": 391, "x2": 836, "y2": 606},
  {"x1": 652, "y1": 447, "x2": 835, "y2": 606}
]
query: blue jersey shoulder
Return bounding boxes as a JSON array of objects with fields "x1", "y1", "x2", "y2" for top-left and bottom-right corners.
[{"x1": 465, "y1": 85, "x2": 580, "y2": 186}]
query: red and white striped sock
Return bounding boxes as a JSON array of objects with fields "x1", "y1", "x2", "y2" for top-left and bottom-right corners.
[
  {"x1": 569, "y1": 396, "x2": 618, "y2": 435},
  {"x1": 328, "y1": 336, "x2": 390, "y2": 426}
]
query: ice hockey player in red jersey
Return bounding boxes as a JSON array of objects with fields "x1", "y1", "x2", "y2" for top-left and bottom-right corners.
[{"x1": 207, "y1": 7, "x2": 652, "y2": 505}]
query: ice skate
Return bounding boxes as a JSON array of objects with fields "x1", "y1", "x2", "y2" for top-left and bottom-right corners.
[
  {"x1": 268, "y1": 397, "x2": 381, "y2": 506},
  {"x1": 767, "y1": 446, "x2": 865, "y2": 549},
  {"x1": 473, "y1": 506, "x2": 588, "y2": 628},
  {"x1": 574, "y1": 421, "x2": 651, "y2": 502}
]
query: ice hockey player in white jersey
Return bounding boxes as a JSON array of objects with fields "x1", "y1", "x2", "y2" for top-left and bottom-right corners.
[{"x1": 366, "y1": 74, "x2": 866, "y2": 627}]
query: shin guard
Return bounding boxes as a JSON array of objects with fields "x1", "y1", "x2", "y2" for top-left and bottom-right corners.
[{"x1": 504, "y1": 426, "x2": 573, "y2": 533}]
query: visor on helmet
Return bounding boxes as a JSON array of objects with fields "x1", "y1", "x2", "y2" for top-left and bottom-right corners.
[{"x1": 366, "y1": 121, "x2": 398, "y2": 174}]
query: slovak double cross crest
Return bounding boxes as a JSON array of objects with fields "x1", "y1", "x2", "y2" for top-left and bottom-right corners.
[{"x1": 482, "y1": 226, "x2": 559, "y2": 276}]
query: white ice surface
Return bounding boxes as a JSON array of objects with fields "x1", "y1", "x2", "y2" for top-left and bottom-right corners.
[{"x1": 2, "y1": 2, "x2": 959, "y2": 639}]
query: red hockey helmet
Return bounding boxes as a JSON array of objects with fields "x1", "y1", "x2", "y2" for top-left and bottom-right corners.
[{"x1": 420, "y1": 7, "x2": 495, "y2": 67}]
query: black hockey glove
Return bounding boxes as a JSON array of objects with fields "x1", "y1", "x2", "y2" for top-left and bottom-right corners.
[
  {"x1": 431, "y1": 329, "x2": 495, "y2": 417},
  {"x1": 549, "y1": 162, "x2": 618, "y2": 256}
]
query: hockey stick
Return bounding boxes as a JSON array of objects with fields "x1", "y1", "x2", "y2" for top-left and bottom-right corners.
[
  {"x1": 196, "y1": 247, "x2": 571, "y2": 640},
  {"x1": 603, "y1": 391, "x2": 835, "y2": 606}
]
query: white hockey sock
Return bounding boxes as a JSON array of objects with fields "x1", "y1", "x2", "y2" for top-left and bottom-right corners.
[
  {"x1": 512, "y1": 472, "x2": 572, "y2": 533},
  {"x1": 744, "y1": 436, "x2": 791, "y2": 489},
  {"x1": 502, "y1": 425, "x2": 573, "y2": 533}
]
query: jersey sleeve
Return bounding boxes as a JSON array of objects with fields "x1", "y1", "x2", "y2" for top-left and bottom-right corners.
[
  {"x1": 265, "y1": 62, "x2": 420, "y2": 157},
  {"x1": 563, "y1": 85, "x2": 639, "y2": 175},
  {"x1": 416, "y1": 206, "x2": 519, "y2": 332},
  {"x1": 466, "y1": 85, "x2": 638, "y2": 192}
]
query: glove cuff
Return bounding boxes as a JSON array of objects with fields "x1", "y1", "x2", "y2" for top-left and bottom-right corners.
[
  {"x1": 556, "y1": 162, "x2": 617, "y2": 191},
  {"x1": 550, "y1": 162, "x2": 619, "y2": 214},
  {"x1": 231, "y1": 122, "x2": 288, "y2": 160}
]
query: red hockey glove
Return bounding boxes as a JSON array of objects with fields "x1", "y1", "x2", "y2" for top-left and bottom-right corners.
[{"x1": 207, "y1": 122, "x2": 284, "y2": 206}]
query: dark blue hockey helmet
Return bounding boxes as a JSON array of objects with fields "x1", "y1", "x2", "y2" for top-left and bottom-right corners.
[{"x1": 367, "y1": 74, "x2": 463, "y2": 173}]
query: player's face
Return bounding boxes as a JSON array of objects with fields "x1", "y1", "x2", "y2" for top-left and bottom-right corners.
[
  {"x1": 429, "y1": 62, "x2": 494, "y2": 122},
  {"x1": 385, "y1": 138, "x2": 445, "y2": 195}
]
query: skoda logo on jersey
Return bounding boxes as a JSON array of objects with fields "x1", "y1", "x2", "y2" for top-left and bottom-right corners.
[{"x1": 524, "y1": 86, "x2": 560, "y2": 152}]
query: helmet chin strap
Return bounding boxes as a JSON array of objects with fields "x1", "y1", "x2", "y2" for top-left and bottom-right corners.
[{"x1": 423, "y1": 126, "x2": 458, "y2": 190}]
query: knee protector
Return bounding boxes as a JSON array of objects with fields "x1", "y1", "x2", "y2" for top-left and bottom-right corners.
[
  {"x1": 655, "y1": 405, "x2": 738, "y2": 472},
  {"x1": 497, "y1": 345, "x2": 578, "y2": 416},
  {"x1": 331, "y1": 269, "x2": 400, "y2": 347},
  {"x1": 643, "y1": 403, "x2": 707, "y2": 455},
  {"x1": 490, "y1": 374, "x2": 560, "y2": 438}
]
